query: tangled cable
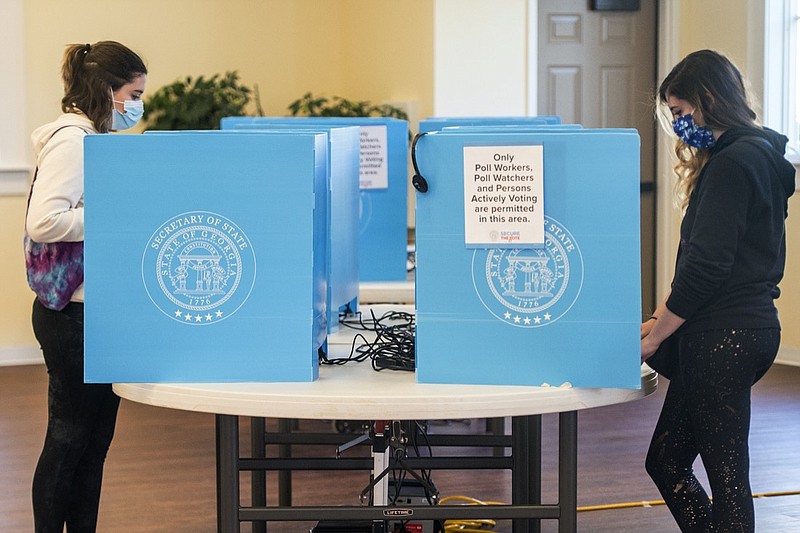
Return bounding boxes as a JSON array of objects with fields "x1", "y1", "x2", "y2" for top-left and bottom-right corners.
[{"x1": 321, "y1": 309, "x2": 416, "y2": 371}]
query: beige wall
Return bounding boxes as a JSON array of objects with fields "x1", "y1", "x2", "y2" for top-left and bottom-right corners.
[
  {"x1": 339, "y1": 0, "x2": 434, "y2": 119},
  {"x1": 23, "y1": 0, "x2": 434, "y2": 132},
  {"x1": 0, "y1": 198, "x2": 32, "y2": 346},
  {"x1": 680, "y1": 0, "x2": 751, "y2": 66},
  {"x1": 783, "y1": 197, "x2": 800, "y2": 348},
  {"x1": 2, "y1": 0, "x2": 433, "y2": 349}
]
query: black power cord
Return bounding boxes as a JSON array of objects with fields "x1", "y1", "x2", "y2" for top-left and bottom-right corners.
[{"x1": 321, "y1": 309, "x2": 416, "y2": 372}]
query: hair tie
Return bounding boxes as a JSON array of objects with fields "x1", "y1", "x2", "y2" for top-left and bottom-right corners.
[{"x1": 77, "y1": 43, "x2": 91, "y2": 68}]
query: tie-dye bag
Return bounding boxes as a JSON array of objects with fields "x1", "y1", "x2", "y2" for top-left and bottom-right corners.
[
  {"x1": 24, "y1": 165, "x2": 84, "y2": 311},
  {"x1": 23, "y1": 235, "x2": 84, "y2": 311}
]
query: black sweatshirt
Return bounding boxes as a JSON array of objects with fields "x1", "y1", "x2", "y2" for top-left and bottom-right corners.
[{"x1": 666, "y1": 126, "x2": 796, "y2": 334}]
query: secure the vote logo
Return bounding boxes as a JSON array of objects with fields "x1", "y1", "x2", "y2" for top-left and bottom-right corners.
[
  {"x1": 472, "y1": 216, "x2": 583, "y2": 328},
  {"x1": 142, "y1": 211, "x2": 257, "y2": 325}
]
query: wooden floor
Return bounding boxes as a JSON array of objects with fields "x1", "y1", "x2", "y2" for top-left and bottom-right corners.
[{"x1": 1, "y1": 363, "x2": 799, "y2": 533}]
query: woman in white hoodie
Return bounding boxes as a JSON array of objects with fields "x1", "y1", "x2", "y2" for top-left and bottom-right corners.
[{"x1": 26, "y1": 41, "x2": 147, "y2": 533}]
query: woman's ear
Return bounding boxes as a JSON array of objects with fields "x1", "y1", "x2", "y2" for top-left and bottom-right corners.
[{"x1": 699, "y1": 90, "x2": 716, "y2": 120}]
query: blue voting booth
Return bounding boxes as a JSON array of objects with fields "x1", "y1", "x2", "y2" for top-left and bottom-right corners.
[
  {"x1": 419, "y1": 116, "x2": 562, "y2": 133},
  {"x1": 147, "y1": 126, "x2": 360, "y2": 333},
  {"x1": 222, "y1": 117, "x2": 409, "y2": 282},
  {"x1": 83, "y1": 132, "x2": 328, "y2": 382},
  {"x1": 413, "y1": 128, "x2": 642, "y2": 389},
  {"x1": 216, "y1": 124, "x2": 360, "y2": 330}
]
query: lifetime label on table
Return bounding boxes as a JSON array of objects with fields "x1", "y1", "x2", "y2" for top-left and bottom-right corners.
[{"x1": 463, "y1": 145, "x2": 544, "y2": 248}]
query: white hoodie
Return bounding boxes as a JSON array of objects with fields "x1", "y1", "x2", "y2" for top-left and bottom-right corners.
[{"x1": 27, "y1": 111, "x2": 97, "y2": 303}]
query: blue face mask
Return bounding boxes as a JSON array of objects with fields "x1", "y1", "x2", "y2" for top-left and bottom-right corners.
[
  {"x1": 111, "y1": 99, "x2": 144, "y2": 130},
  {"x1": 672, "y1": 113, "x2": 715, "y2": 149}
]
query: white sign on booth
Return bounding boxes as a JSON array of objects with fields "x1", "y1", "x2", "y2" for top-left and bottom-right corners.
[{"x1": 462, "y1": 145, "x2": 544, "y2": 247}]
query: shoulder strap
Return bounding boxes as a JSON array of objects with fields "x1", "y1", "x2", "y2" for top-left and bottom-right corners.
[
  {"x1": 26, "y1": 125, "x2": 86, "y2": 217},
  {"x1": 25, "y1": 168, "x2": 39, "y2": 218}
]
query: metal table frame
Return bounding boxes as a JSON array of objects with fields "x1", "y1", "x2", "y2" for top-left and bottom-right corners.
[
  {"x1": 115, "y1": 354, "x2": 656, "y2": 533},
  {"x1": 215, "y1": 412, "x2": 578, "y2": 533}
]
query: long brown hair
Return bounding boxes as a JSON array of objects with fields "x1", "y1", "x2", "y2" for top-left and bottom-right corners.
[
  {"x1": 657, "y1": 50, "x2": 758, "y2": 209},
  {"x1": 61, "y1": 41, "x2": 147, "y2": 133}
]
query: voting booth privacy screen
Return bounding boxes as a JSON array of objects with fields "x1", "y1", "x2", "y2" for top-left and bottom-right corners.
[
  {"x1": 222, "y1": 116, "x2": 409, "y2": 282},
  {"x1": 161, "y1": 125, "x2": 361, "y2": 332},
  {"x1": 413, "y1": 128, "x2": 642, "y2": 389},
  {"x1": 83, "y1": 132, "x2": 328, "y2": 382},
  {"x1": 419, "y1": 116, "x2": 562, "y2": 133}
]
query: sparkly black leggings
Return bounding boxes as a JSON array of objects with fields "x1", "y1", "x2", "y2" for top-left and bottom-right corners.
[
  {"x1": 31, "y1": 300, "x2": 120, "y2": 533},
  {"x1": 645, "y1": 328, "x2": 779, "y2": 533}
]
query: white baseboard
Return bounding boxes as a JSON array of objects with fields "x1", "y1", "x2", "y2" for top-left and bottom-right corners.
[{"x1": 0, "y1": 345, "x2": 43, "y2": 366}]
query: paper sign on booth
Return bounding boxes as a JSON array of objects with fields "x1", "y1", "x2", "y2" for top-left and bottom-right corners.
[
  {"x1": 463, "y1": 145, "x2": 544, "y2": 248},
  {"x1": 359, "y1": 125, "x2": 388, "y2": 189}
]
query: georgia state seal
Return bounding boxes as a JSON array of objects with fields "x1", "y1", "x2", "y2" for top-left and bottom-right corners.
[
  {"x1": 471, "y1": 216, "x2": 583, "y2": 328},
  {"x1": 141, "y1": 211, "x2": 256, "y2": 325}
]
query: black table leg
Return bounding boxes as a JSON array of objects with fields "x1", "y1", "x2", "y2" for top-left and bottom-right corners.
[
  {"x1": 511, "y1": 416, "x2": 529, "y2": 533},
  {"x1": 251, "y1": 417, "x2": 266, "y2": 533},
  {"x1": 488, "y1": 417, "x2": 506, "y2": 457},
  {"x1": 217, "y1": 414, "x2": 241, "y2": 533},
  {"x1": 558, "y1": 411, "x2": 578, "y2": 533},
  {"x1": 530, "y1": 415, "x2": 542, "y2": 533},
  {"x1": 511, "y1": 414, "x2": 542, "y2": 533},
  {"x1": 277, "y1": 418, "x2": 293, "y2": 506}
]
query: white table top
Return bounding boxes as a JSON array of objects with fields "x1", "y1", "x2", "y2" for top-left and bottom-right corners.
[
  {"x1": 114, "y1": 353, "x2": 657, "y2": 421},
  {"x1": 358, "y1": 280, "x2": 415, "y2": 304}
]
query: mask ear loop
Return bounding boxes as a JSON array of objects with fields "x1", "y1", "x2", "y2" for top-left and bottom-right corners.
[{"x1": 410, "y1": 132, "x2": 429, "y2": 193}]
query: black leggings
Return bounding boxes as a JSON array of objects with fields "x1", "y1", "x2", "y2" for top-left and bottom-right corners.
[
  {"x1": 31, "y1": 300, "x2": 120, "y2": 533},
  {"x1": 645, "y1": 328, "x2": 779, "y2": 533}
]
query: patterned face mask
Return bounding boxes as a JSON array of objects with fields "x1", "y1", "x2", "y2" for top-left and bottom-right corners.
[{"x1": 672, "y1": 113, "x2": 715, "y2": 149}]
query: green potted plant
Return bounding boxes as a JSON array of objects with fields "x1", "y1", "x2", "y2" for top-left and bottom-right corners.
[
  {"x1": 288, "y1": 92, "x2": 408, "y2": 121},
  {"x1": 143, "y1": 71, "x2": 263, "y2": 130}
]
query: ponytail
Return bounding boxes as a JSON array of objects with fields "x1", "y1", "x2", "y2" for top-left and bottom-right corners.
[{"x1": 61, "y1": 43, "x2": 92, "y2": 97}]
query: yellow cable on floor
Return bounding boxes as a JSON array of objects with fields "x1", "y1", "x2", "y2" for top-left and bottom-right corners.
[
  {"x1": 577, "y1": 500, "x2": 666, "y2": 512},
  {"x1": 439, "y1": 495, "x2": 504, "y2": 531},
  {"x1": 577, "y1": 489, "x2": 800, "y2": 512},
  {"x1": 436, "y1": 489, "x2": 800, "y2": 527}
]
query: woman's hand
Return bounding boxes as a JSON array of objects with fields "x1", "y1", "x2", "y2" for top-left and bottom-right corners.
[
  {"x1": 640, "y1": 307, "x2": 686, "y2": 363},
  {"x1": 641, "y1": 317, "x2": 656, "y2": 339},
  {"x1": 641, "y1": 317, "x2": 660, "y2": 363},
  {"x1": 641, "y1": 333, "x2": 660, "y2": 363}
]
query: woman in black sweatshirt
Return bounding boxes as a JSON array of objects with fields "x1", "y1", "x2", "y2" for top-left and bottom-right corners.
[{"x1": 641, "y1": 50, "x2": 796, "y2": 532}]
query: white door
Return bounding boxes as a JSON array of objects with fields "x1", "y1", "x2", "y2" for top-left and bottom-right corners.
[{"x1": 538, "y1": 0, "x2": 658, "y2": 313}]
